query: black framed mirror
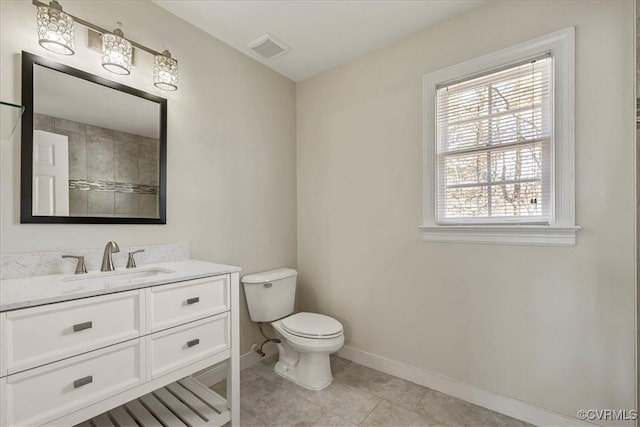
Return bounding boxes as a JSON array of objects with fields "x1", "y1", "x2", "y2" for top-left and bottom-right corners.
[{"x1": 21, "y1": 51, "x2": 167, "y2": 224}]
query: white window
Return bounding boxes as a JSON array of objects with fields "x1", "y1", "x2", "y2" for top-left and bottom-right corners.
[
  {"x1": 421, "y1": 28, "x2": 579, "y2": 246},
  {"x1": 436, "y1": 56, "x2": 552, "y2": 225}
]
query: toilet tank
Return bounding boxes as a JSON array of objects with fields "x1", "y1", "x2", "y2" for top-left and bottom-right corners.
[{"x1": 242, "y1": 268, "x2": 297, "y2": 322}]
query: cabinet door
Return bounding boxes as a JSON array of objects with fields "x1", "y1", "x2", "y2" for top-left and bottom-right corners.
[
  {"x1": 3, "y1": 339, "x2": 144, "y2": 427},
  {"x1": 2, "y1": 290, "x2": 143, "y2": 375},
  {"x1": 147, "y1": 275, "x2": 229, "y2": 332}
]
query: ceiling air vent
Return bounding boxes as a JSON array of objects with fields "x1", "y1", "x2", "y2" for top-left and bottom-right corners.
[{"x1": 247, "y1": 33, "x2": 290, "y2": 59}]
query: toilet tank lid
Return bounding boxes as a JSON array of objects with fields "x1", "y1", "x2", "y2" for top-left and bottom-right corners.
[{"x1": 242, "y1": 268, "x2": 298, "y2": 284}]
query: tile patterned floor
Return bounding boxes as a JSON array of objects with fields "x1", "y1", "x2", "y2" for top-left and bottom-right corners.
[{"x1": 211, "y1": 355, "x2": 534, "y2": 427}]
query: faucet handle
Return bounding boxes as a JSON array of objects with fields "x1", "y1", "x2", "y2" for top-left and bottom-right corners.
[
  {"x1": 62, "y1": 255, "x2": 88, "y2": 274},
  {"x1": 126, "y1": 249, "x2": 145, "y2": 269}
]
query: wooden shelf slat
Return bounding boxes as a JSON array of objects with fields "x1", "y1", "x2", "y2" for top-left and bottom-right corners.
[
  {"x1": 140, "y1": 393, "x2": 187, "y2": 426},
  {"x1": 91, "y1": 413, "x2": 115, "y2": 427},
  {"x1": 153, "y1": 388, "x2": 205, "y2": 427},
  {"x1": 108, "y1": 406, "x2": 137, "y2": 426},
  {"x1": 125, "y1": 400, "x2": 164, "y2": 427},
  {"x1": 167, "y1": 382, "x2": 220, "y2": 420},
  {"x1": 179, "y1": 377, "x2": 228, "y2": 414}
]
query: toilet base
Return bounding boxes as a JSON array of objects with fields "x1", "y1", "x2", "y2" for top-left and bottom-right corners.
[
  {"x1": 269, "y1": 316, "x2": 344, "y2": 391},
  {"x1": 274, "y1": 352, "x2": 334, "y2": 391}
]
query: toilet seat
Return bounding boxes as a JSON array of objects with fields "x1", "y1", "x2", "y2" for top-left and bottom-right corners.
[{"x1": 281, "y1": 312, "x2": 343, "y2": 339}]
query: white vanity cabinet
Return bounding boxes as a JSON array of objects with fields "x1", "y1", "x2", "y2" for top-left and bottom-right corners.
[{"x1": 0, "y1": 270, "x2": 240, "y2": 427}]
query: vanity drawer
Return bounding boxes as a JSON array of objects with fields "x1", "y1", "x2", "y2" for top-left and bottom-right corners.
[
  {"x1": 2, "y1": 290, "x2": 143, "y2": 375},
  {"x1": 147, "y1": 275, "x2": 229, "y2": 332},
  {"x1": 2, "y1": 339, "x2": 143, "y2": 427},
  {"x1": 147, "y1": 312, "x2": 229, "y2": 379}
]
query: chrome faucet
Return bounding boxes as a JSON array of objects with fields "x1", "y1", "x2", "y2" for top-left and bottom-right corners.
[{"x1": 100, "y1": 241, "x2": 120, "y2": 272}]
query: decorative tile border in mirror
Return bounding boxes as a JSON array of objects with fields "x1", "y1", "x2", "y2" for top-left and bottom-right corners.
[
  {"x1": 0, "y1": 242, "x2": 190, "y2": 280},
  {"x1": 69, "y1": 179, "x2": 158, "y2": 195}
]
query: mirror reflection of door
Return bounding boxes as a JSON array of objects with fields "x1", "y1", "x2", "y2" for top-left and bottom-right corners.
[{"x1": 32, "y1": 130, "x2": 69, "y2": 216}]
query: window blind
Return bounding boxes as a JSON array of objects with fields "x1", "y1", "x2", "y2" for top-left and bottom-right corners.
[{"x1": 435, "y1": 54, "x2": 553, "y2": 224}]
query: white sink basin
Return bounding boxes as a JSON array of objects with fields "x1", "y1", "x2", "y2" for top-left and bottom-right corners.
[{"x1": 62, "y1": 267, "x2": 174, "y2": 286}]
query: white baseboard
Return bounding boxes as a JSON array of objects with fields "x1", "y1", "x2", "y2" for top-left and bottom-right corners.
[
  {"x1": 337, "y1": 345, "x2": 595, "y2": 427},
  {"x1": 195, "y1": 347, "x2": 276, "y2": 387}
]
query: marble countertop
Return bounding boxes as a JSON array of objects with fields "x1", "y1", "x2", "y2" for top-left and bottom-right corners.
[{"x1": 0, "y1": 259, "x2": 241, "y2": 312}]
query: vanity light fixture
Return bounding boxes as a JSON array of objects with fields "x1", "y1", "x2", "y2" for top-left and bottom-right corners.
[
  {"x1": 153, "y1": 50, "x2": 178, "y2": 91},
  {"x1": 101, "y1": 23, "x2": 132, "y2": 75},
  {"x1": 31, "y1": 0, "x2": 179, "y2": 91},
  {"x1": 36, "y1": 0, "x2": 75, "y2": 55}
]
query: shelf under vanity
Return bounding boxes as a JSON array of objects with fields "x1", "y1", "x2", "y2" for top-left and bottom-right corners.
[
  {"x1": 0, "y1": 250, "x2": 241, "y2": 427},
  {"x1": 76, "y1": 377, "x2": 229, "y2": 427}
]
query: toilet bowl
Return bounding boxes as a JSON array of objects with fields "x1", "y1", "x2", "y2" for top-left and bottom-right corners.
[
  {"x1": 271, "y1": 312, "x2": 344, "y2": 390},
  {"x1": 241, "y1": 268, "x2": 344, "y2": 391}
]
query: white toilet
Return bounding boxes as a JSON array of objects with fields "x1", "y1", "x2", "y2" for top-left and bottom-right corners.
[{"x1": 242, "y1": 268, "x2": 344, "y2": 390}]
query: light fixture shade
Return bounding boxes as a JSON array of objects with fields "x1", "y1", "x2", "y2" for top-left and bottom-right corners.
[
  {"x1": 101, "y1": 28, "x2": 132, "y2": 75},
  {"x1": 37, "y1": 2, "x2": 75, "y2": 55},
  {"x1": 153, "y1": 51, "x2": 178, "y2": 91}
]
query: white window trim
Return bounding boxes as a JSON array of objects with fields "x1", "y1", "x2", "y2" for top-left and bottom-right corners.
[{"x1": 420, "y1": 27, "x2": 580, "y2": 246}]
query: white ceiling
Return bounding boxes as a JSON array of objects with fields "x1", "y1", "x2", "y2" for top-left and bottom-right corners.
[{"x1": 153, "y1": 0, "x2": 485, "y2": 82}]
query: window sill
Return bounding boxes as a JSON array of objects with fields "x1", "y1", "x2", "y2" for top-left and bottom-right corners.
[{"x1": 419, "y1": 225, "x2": 581, "y2": 246}]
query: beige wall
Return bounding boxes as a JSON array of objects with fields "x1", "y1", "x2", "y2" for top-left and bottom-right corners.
[
  {"x1": 0, "y1": 0, "x2": 297, "y2": 354},
  {"x1": 297, "y1": 0, "x2": 635, "y2": 420}
]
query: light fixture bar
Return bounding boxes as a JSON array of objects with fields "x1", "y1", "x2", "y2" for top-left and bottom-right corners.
[{"x1": 31, "y1": 0, "x2": 163, "y2": 57}]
